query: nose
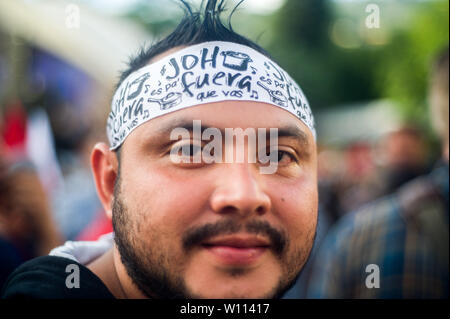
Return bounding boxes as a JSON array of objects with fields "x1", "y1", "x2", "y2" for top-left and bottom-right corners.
[{"x1": 210, "y1": 163, "x2": 271, "y2": 217}]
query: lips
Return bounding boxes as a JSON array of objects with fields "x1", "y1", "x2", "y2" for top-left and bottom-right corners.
[{"x1": 201, "y1": 235, "x2": 270, "y2": 266}]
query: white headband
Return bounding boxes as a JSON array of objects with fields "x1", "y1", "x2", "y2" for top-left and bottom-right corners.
[{"x1": 107, "y1": 41, "x2": 315, "y2": 150}]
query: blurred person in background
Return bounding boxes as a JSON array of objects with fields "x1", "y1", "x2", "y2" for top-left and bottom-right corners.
[
  {"x1": 317, "y1": 141, "x2": 384, "y2": 223},
  {"x1": 316, "y1": 146, "x2": 347, "y2": 224},
  {"x1": 338, "y1": 141, "x2": 381, "y2": 217},
  {"x1": 307, "y1": 47, "x2": 449, "y2": 298},
  {"x1": 0, "y1": 159, "x2": 63, "y2": 288},
  {"x1": 1, "y1": 79, "x2": 104, "y2": 243},
  {"x1": 321, "y1": 127, "x2": 431, "y2": 223},
  {"x1": 27, "y1": 80, "x2": 103, "y2": 241},
  {"x1": 376, "y1": 126, "x2": 429, "y2": 195}
]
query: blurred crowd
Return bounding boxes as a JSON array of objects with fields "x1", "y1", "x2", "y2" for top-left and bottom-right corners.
[
  {"x1": 0, "y1": 47, "x2": 112, "y2": 288},
  {"x1": 318, "y1": 126, "x2": 433, "y2": 225}
]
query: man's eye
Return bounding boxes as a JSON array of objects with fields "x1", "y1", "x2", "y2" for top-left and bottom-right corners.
[
  {"x1": 268, "y1": 150, "x2": 297, "y2": 165},
  {"x1": 181, "y1": 143, "x2": 202, "y2": 157}
]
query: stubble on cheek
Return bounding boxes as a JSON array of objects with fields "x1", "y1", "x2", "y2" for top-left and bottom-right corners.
[
  {"x1": 273, "y1": 197, "x2": 317, "y2": 288},
  {"x1": 112, "y1": 183, "x2": 193, "y2": 298},
  {"x1": 287, "y1": 226, "x2": 315, "y2": 279},
  {"x1": 117, "y1": 201, "x2": 188, "y2": 275}
]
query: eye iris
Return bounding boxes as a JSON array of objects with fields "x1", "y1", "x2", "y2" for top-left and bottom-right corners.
[
  {"x1": 181, "y1": 144, "x2": 201, "y2": 156},
  {"x1": 272, "y1": 150, "x2": 294, "y2": 164},
  {"x1": 267, "y1": 150, "x2": 285, "y2": 163},
  {"x1": 278, "y1": 151, "x2": 284, "y2": 162}
]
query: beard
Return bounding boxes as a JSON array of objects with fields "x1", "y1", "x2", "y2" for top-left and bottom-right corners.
[{"x1": 112, "y1": 178, "x2": 316, "y2": 299}]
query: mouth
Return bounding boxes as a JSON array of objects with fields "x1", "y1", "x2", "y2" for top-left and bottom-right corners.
[{"x1": 201, "y1": 235, "x2": 271, "y2": 266}]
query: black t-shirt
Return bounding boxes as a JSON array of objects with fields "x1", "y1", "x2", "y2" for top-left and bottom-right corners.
[
  {"x1": 1, "y1": 255, "x2": 115, "y2": 299},
  {"x1": 0, "y1": 236, "x2": 24, "y2": 290}
]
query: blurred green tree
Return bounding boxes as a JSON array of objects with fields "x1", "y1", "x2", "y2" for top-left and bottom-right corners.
[
  {"x1": 275, "y1": 0, "x2": 331, "y2": 49},
  {"x1": 375, "y1": 1, "x2": 449, "y2": 130},
  {"x1": 268, "y1": 0, "x2": 379, "y2": 109}
]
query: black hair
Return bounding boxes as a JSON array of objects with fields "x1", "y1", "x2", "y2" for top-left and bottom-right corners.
[
  {"x1": 114, "y1": 0, "x2": 272, "y2": 159},
  {"x1": 116, "y1": 0, "x2": 271, "y2": 90}
]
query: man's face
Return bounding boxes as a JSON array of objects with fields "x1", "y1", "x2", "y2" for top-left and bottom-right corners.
[{"x1": 113, "y1": 101, "x2": 318, "y2": 298}]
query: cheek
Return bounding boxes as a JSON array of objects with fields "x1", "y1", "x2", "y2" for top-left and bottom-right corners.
[
  {"x1": 271, "y1": 177, "x2": 318, "y2": 244},
  {"x1": 120, "y1": 165, "x2": 213, "y2": 236}
]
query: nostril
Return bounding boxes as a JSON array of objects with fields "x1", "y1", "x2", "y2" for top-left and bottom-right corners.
[
  {"x1": 221, "y1": 205, "x2": 239, "y2": 214},
  {"x1": 256, "y1": 206, "x2": 266, "y2": 215}
]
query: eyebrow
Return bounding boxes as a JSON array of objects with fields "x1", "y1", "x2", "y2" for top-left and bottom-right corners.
[
  {"x1": 277, "y1": 126, "x2": 310, "y2": 148},
  {"x1": 157, "y1": 119, "x2": 310, "y2": 147},
  {"x1": 157, "y1": 119, "x2": 220, "y2": 136}
]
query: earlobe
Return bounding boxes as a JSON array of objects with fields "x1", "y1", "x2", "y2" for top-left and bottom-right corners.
[{"x1": 91, "y1": 143, "x2": 118, "y2": 219}]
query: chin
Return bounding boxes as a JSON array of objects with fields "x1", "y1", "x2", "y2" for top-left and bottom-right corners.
[
  {"x1": 187, "y1": 278, "x2": 282, "y2": 299},
  {"x1": 184, "y1": 259, "x2": 288, "y2": 299}
]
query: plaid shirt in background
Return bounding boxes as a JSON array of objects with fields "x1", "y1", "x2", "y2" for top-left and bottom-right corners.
[{"x1": 307, "y1": 164, "x2": 449, "y2": 299}]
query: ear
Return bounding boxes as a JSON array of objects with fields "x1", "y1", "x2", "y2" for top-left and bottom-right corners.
[{"x1": 91, "y1": 143, "x2": 118, "y2": 220}]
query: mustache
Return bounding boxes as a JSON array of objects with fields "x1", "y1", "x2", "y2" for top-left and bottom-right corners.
[{"x1": 182, "y1": 219, "x2": 287, "y2": 256}]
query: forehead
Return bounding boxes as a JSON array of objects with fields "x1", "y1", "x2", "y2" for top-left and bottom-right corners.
[{"x1": 123, "y1": 100, "x2": 314, "y2": 148}]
